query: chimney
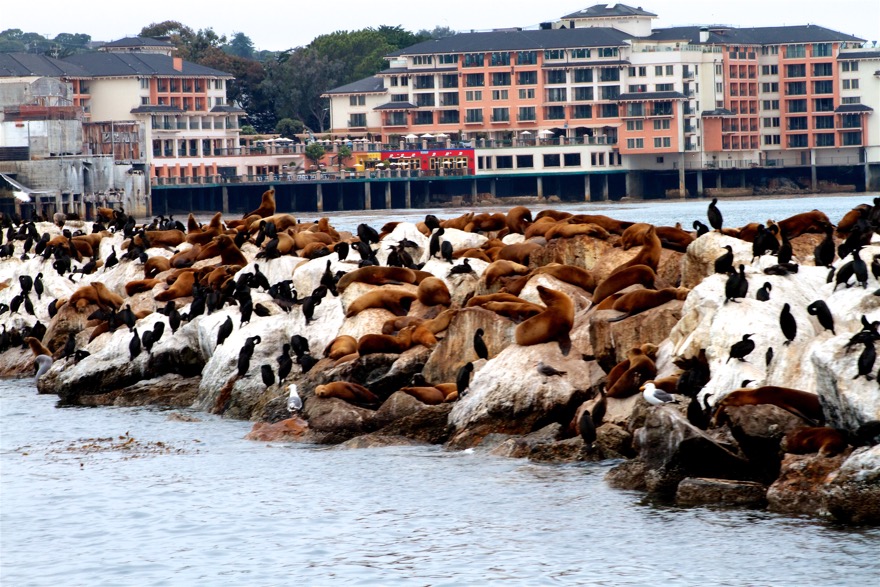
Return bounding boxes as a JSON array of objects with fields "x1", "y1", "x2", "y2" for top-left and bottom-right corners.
[
  {"x1": 173, "y1": 57, "x2": 183, "y2": 72},
  {"x1": 699, "y1": 27, "x2": 709, "y2": 43}
]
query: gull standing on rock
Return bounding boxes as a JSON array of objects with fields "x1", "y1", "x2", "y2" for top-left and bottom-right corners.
[
  {"x1": 287, "y1": 384, "x2": 303, "y2": 412},
  {"x1": 537, "y1": 362, "x2": 566, "y2": 377},
  {"x1": 642, "y1": 382, "x2": 679, "y2": 406}
]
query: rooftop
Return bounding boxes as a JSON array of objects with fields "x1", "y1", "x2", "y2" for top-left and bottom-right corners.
[
  {"x1": 0, "y1": 53, "x2": 91, "y2": 78},
  {"x1": 562, "y1": 3, "x2": 657, "y2": 19},
  {"x1": 63, "y1": 52, "x2": 231, "y2": 78}
]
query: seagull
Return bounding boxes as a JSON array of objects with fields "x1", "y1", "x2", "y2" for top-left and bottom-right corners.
[
  {"x1": 642, "y1": 382, "x2": 679, "y2": 406},
  {"x1": 287, "y1": 383, "x2": 303, "y2": 412},
  {"x1": 537, "y1": 361, "x2": 567, "y2": 377}
]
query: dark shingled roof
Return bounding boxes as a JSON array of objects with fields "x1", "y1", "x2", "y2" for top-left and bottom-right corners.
[
  {"x1": 562, "y1": 3, "x2": 657, "y2": 19},
  {"x1": 648, "y1": 25, "x2": 864, "y2": 45},
  {"x1": 63, "y1": 52, "x2": 231, "y2": 77},
  {"x1": 324, "y1": 76, "x2": 386, "y2": 95},
  {"x1": 618, "y1": 91, "x2": 686, "y2": 101},
  {"x1": 210, "y1": 105, "x2": 246, "y2": 113},
  {"x1": 129, "y1": 105, "x2": 184, "y2": 113},
  {"x1": 0, "y1": 52, "x2": 91, "y2": 78},
  {"x1": 378, "y1": 66, "x2": 458, "y2": 75},
  {"x1": 701, "y1": 108, "x2": 735, "y2": 117},
  {"x1": 99, "y1": 37, "x2": 173, "y2": 49},
  {"x1": 835, "y1": 104, "x2": 874, "y2": 113},
  {"x1": 837, "y1": 50, "x2": 880, "y2": 60},
  {"x1": 386, "y1": 27, "x2": 631, "y2": 57},
  {"x1": 374, "y1": 102, "x2": 417, "y2": 110}
]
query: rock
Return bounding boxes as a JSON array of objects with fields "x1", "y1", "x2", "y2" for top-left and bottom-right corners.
[
  {"x1": 375, "y1": 222, "x2": 428, "y2": 266},
  {"x1": 589, "y1": 300, "x2": 684, "y2": 368},
  {"x1": 724, "y1": 404, "x2": 806, "y2": 482},
  {"x1": 766, "y1": 452, "x2": 849, "y2": 517},
  {"x1": 632, "y1": 406, "x2": 755, "y2": 495},
  {"x1": 490, "y1": 423, "x2": 563, "y2": 458},
  {"x1": 594, "y1": 422, "x2": 635, "y2": 458},
  {"x1": 825, "y1": 445, "x2": 880, "y2": 525},
  {"x1": 605, "y1": 459, "x2": 650, "y2": 491},
  {"x1": 338, "y1": 434, "x2": 429, "y2": 449},
  {"x1": 372, "y1": 390, "x2": 427, "y2": 428},
  {"x1": 364, "y1": 345, "x2": 433, "y2": 398},
  {"x1": 417, "y1": 227, "x2": 487, "y2": 264},
  {"x1": 681, "y1": 232, "x2": 752, "y2": 290},
  {"x1": 244, "y1": 416, "x2": 309, "y2": 441},
  {"x1": 375, "y1": 403, "x2": 453, "y2": 444},
  {"x1": 73, "y1": 374, "x2": 200, "y2": 408},
  {"x1": 676, "y1": 477, "x2": 767, "y2": 506},
  {"x1": 304, "y1": 396, "x2": 376, "y2": 443}
]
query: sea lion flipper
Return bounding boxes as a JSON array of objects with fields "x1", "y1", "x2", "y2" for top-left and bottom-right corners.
[{"x1": 558, "y1": 334, "x2": 571, "y2": 357}]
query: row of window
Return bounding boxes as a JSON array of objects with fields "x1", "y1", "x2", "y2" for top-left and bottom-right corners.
[
  {"x1": 784, "y1": 43, "x2": 833, "y2": 58},
  {"x1": 147, "y1": 96, "x2": 224, "y2": 110},
  {"x1": 761, "y1": 132, "x2": 862, "y2": 147},
  {"x1": 762, "y1": 114, "x2": 862, "y2": 129},
  {"x1": 140, "y1": 78, "x2": 223, "y2": 92},
  {"x1": 150, "y1": 115, "x2": 237, "y2": 130},
  {"x1": 627, "y1": 64, "x2": 693, "y2": 77},
  {"x1": 626, "y1": 137, "x2": 672, "y2": 149},
  {"x1": 381, "y1": 104, "x2": 623, "y2": 125},
  {"x1": 625, "y1": 119, "x2": 673, "y2": 131}
]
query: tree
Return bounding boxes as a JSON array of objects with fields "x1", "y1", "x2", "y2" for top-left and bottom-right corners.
[
  {"x1": 225, "y1": 32, "x2": 254, "y2": 59},
  {"x1": 304, "y1": 143, "x2": 326, "y2": 169},
  {"x1": 261, "y1": 47, "x2": 343, "y2": 132},
  {"x1": 50, "y1": 33, "x2": 91, "y2": 58},
  {"x1": 240, "y1": 124, "x2": 257, "y2": 135},
  {"x1": 336, "y1": 145, "x2": 352, "y2": 173},
  {"x1": 416, "y1": 26, "x2": 456, "y2": 40},
  {"x1": 275, "y1": 118, "x2": 304, "y2": 138}
]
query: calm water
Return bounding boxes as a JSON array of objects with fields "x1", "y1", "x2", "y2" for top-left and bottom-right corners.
[{"x1": 2, "y1": 379, "x2": 878, "y2": 586}]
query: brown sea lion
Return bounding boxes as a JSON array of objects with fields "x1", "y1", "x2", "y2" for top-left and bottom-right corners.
[
  {"x1": 144, "y1": 256, "x2": 172, "y2": 278},
  {"x1": 497, "y1": 242, "x2": 543, "y2": 266},
  {"x1": 775, "y1": 210, "x2": 832, "y2": 238},
  {"x1": 294, "y1": 230, "x2": 334, "y2": 250},
  {"x1": 515, "y1": 286, "x2": 574, "y2": 353},
  {"x1": 155, "y1": 270, "x2": 196, "y2": 302},
  {"x1": 357, "y1": 327, "x2": 414, "y2": 355},
  {"x1": 323, "y1": 335, "x2": 358, "y2": 359},
  {"x1": 534, "y1": 209, "x2": 572, "y2": 222},
  {"x1": 782, "y1": 427, "x2": 849, "y2": 456},
  {"x1": 140, "y1": 229, "x2": 186, "y2": 248},
  {"x1": 417, "y1": 277, "x2": 451, "y2": 307},
  {"x1": 441, "y1": 212, "x2": 474, "y2": 231},
  {"x1": 837, "y1": 204, "x2": 871, "y2": 235},
  {"x1": 608, "y1": 287, "x2": 689, "y2": 322},
  {"x1": 125, "y1": 278, "x2": 162, "y2": 296},
  {"x1": 712, "y1": 386, "x2": 824, "y2": 426},
  {"x1": 300, "y1": 242, "x2": 331, "y2": 259},
  {"x1": 196, "y1": 235, "x2": 248, "y2": 266},
  {"x1": 466, "y1": 292, "x2": 528, "y2": 308},
  {"x1": 170, "y1": 244, "x2": 202, "y2": 269},
  {"x1": 506, "y1": 206, "x2": 533, "y2": 234},
  {"x1": 244, "y1": 188, "x2": 276, "y2": 219},
  {"x1": 185, "y1": 212, "x2": 223, "y2": 246},
  {"x1": 523, "y1": 216, "x2": 558, "y2": 239},
  {"x1": 482, "y1": 301, "x2": 545, "y2": 322},
  {"x1": 606, "y1": 347, "x2": 657, "y2": 398},
  {"x1": 26, "y1": 337, "x2": 52, "y2": 358},
  {"x1": 337, "y1": 266, "x2": 417, "y2": 293},
  {"x1": 382, "y1": 316, "x2": 425, "y2": 335},
  {"x1": 592, "y1": 265, "x2": 656, "y2": 306},
  {"x1": 618, "y1": 225, "x2": 661, "y2": 272},
  {"x1": 314, "y1": 381, "x2": 379, "y2": 406},
  {"x1": 533, "y1": 264, "x2": 596, "y2": 293},
  {"x1": 484, "y1": 260, "x2": 531, "y2": 289},
  {"x1": 568, "y1": 214, "x2": 633, "y2": 235},
  {"x1": 346, "y1": 289, "x2": 417, "y2": 317},
  {"x1": 593, "y1": 293, "x2": 624, "y2": 311},
  {"x1": 401, "y1": 386, "x2": 447, "y2": 405}
]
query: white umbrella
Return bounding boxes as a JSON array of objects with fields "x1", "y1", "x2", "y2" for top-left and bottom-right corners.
[
  {"x1": 538, "y1": 129, "x2": 554, "y2": 136},
  {"x1": 435, "y1": 133, "x2": 449, "y2": 138},
  {"x1": 420, "y1": 133, "x2": 435, "y2": 139},
  {"x1": 404, "y1": 133, "x2": 418, "y2": 140},
  {"x1": 520, "y1": 131, "x2": 533, "y2": 136}
]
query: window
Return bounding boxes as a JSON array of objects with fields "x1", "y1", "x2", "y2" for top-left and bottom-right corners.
[
  {"x1": 842, "y1": 61, "x2": 859, "y2": 72},
  {"x1": 666, "y1": 65, "x2": 674, "y2": 75},
  {"x1": 140, "y1": 96, "x2": 150, "y2": 105},
  {"x1": 440, "y1": 92, "x2": 458, "y2": 106},
  {"x1": 841, "y1": 114, "x2": 861, "y2": 128},
  {"x1": 717, "y1": 82, "x2": 724, "y2": 93},
  {"x1": 626, "y1": 120, "x2": 643, "y2": 131},
  {"x1": 400, "y1": 76, "x2": 409, "y2": 86},
  {"x1": 842, "y1": 131, "x2": 862, "y2": 145},
  {"x1": 785, "y1": 81, "x2": 806, "y2": 95},
  {"x1": 547, "y1": 88, "x2": 567, "y2": 102},
  {"x1": 413, "y1": 111, "x2": 434, "y2": 125},
  {"x1": 414, "y1": 75, "x2": 434, "y2": 89},
  {"x1": 464, "y1": 53, "x2": 484, "y2": 67},
  {"x1": 465, "y1": 108, "x2": 483, "y2": 123},
  {"x1": 495, "y1": 156, "x2": 513, "y2": 169},
  {"x1": 439, "y1": 110, "x2": 459, "y2": 124},
  {"x1": 600, "y1": 85, "x2": 620, "y2": 100},
  {"x1": 546, "y1": 70, "x2": 566, "y2": 84},
  {"x1": 571, "y1": 48, "x2": 590, "y2": 59},
  {"x1": 544, "y1": 49, "x2": 564, "y2": 60},
  {"x1": 441, "y1": 74, "x2": 458, "y2": 88},
  {"x1": 787, "y1": 99, "x2": 807, "y2": 113},
  {"x1": 787, "y1": 116, "x2": 808, "y2": 130},
  {"x1": 812, "y1": 43, "x2": 832, "y2": 57},
  {"x1": 564, "y1": 153, "x2": 581, "y2": 166},
  {"x1": 490, "y1": 52, "x2": 511, "y2": 66},
  {"x1": 545, "y1": 106, "x2": 566, "y2": 120},
  {"x1": 438, "y1": 54, "x2": 457, "y2": 64},
  {"x1": 599, "y1": 47, "x2": 618, "y2": 58},
  {"x1": 465, "y1": 73, "x2": 485, "y2": 87},
  {"x1": 841, "y1": 96, "x2": 861, "y2": 104},
  {"x1": 574, "y1": 87, "x2": 594, "y2": 101},
  {"x1": 491, "y1": 72, "x2": 511, "y2": 86},
  {"x1": 386, "y1": 112, "x2": 406, "y2": 125},
  {"x1": 652, "y1": 101, "x2": 673, "y2": 116},
  {"x1": 516, "y1": 155, "x2": 533, "y2": 168},
  {"x1": 842, "y1": 79, "x2": 860, "y2": 90},
  {"x1": 763, "y1": 117, "x2": 780, "y2": 127},
  {"x1": 785, "y1": 44, "x2": 806, "y2": 58},
  {"x1": 491, "y1": 89, "x2": 508, "y2": 100},
  {"x1": 788, "y1": 134, "x2": 808, "y2": 148},
  {"x1": 491, "y1": 107, "x2": 509, "y2": 122},
  {"x1": 761, "y1": 65, "x2": 779, "y2": 75},
  {"x1": 415, "y1": 93, "x2": 435, "y2": 107},
  {"x1": 813, "y1": 80, "x2": 833, "y2": 94},
  {"x1": 139, "y1": 78, "x2": 150, "y2": 89},
  {"x1": 572, "y1": 105, "x2": 592, "y2": 118},
  {"x1": 629, "y1": 84, "x2": 647, "y2": 92},
  {"x1": 390, "y1": 77, "x2": 398, "y2": 87},
  {"x1": 349, "y1": 113, "x2": 367, "y2": 127},
  {"x1": 656, "y1": 83, "x2": 673, "y2": 92},
  {"x1": 762, "y1": 99, "x2": 780, "y2": 110},
  {"x1": 543, "y1": 154, "x2": 561, "y2": 167},
  {"x1": 786, "y1": 64, "x2": 806, "y2": 77},
  {"x1": 599, "y1": 103, "x2": 619, "y2": 117},
  {"x1": 518, "y1": 88, "x2": 535, "y2": 99},
  {"x1": 653, "y1": 137, "x2": 671, "y2": 148},
  {"x1": 349, "y1": 95, "x2": 366, "y2": 106},
  {"x1": 653, "y1": 119, "x2": 670, "y2": 130},
  {"x1": 715, "y1": 64, "x2": 723, "y2": 76},
  {"x1": 626, "y1": 138, "x2": 644, "y2": 149},
  {"x1": 465, "y1": 90, "x2": 482, "y2": 101},
  {"x1": 413, "y1": 55, "x2": 433, "y2": 65},
  {"x1": 763, "y1": 134, "x2": 781, "y2": 145},
  {"x1": 517, "y1": 51, "x2": 537, "y2": 65},
  {"x1": 599, "y1": 67, "x2": 620, "y2": 81},
  {"x1": 518, "y1": 106, "x2": 536, "y2": 121},
  {"x1": 814, "y1": 133, "x2": 834, "y2": 147},
  {"x1": 655, "y1": 66, "x2": 663, "y2": 76},
  {"x1": 814, "y1": 115, "x2": 834, "y2": 128},
  {"x1": 626, "y1": 103, "x2": 644, "y2": 116},
  {"x1": 573, "y1": 69, "x2": 593, "y2": 83},
  {"x1": 812, "y1": 63, "x2": 833, "y2": 76},
  {"x1": 518, "y1": 71, "x2": 537, "y2": 85},
  {"x1": 814, "y1": 98, "x2": 834, "y2": 112}
]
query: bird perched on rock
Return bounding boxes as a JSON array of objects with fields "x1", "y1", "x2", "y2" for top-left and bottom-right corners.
[
  {"x1": 724, "y1": 265, "x2": 748, "y2": 303},
  {"x1": 577, "y1": 409, "x2": 596, "y2": 444},
  {"x1": 448, "y1": 259, "x2": 474, "y2": 276},
  {"x1": 707, "y1": 198, "x2": 723, "y2": 231},
  {"x1": 642, "y1": 382, "x2": 679, "y2": 406},
  {"x1": 473, "y1": 328, "x2": 488, "y2": 361},
  {"x1": 780, "y1": 303, "x2": 797, "y2": 345},
  {"x1": 537, "y1": 361, "x2": 566, "y2": 377},
  {"x1": 260, "y1": 364, "x2": 275, "y2": 387},
  {"x1": 693, "y1": 220, "x2": 709, "y2": 237},
  {"x1": 61, "y1": 332, "x2": 76, "y2": 360},
  {"x1": 727, "y1": 334, "x2": 756, "y2": 363},
  {"x1": 277, "y1": 344, "x2": 293, "y2": 382},
  {"x1": 287, "y1": 384, "x2": 303, "y2": 412},
  {"x1": 766, "y1": 347, "x2": 774, "y2": 366},
  {"x1": 813, "y1": 225, "x2": 835, "y2": 267},
  {"x1": 129, "y1": 328, "x2": 141, "y2": 360},
  {"x1": 216, "y1": 316, "x2": 233, "y2": 347},
  {"x1": 237, "y1": 335, "x2": 261, "y2": 377},
  {"x1": 855, "y1": 342, "x2": 876, "y2": 381},
  {"x1": 756, "y1": 282, "x2": 772, "y2": 302},
  {"x1": 777, "y1": 231, "x2": 793, "y2": 265},
  {"x1": 456, "y1": 362, "x2": 474, "y2": 397},
  {"x1": 807, "y1": 300, "x2": 835, "y2": 335},
  {"x1": 714, "y1": 245, "x2": 734, "y2": 274}
]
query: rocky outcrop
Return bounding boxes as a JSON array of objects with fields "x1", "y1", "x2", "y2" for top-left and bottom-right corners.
[
  {"x1": 676, "y1": 477, "x2": 767, "y2": 507},
  {"x1": 825, "y1": 446, "x2": 880, "y2": 524},
  {"x1": 588, "y1": 301, "x2": 684, "y2": 368},
  {"x1": 766, "y1": 452, "x2": 849, "y2": 516}
]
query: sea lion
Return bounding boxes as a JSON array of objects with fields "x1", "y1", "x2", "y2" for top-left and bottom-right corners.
[
  {"x1": 336, "y1": 266, "x2": 417, "y2": 292},
  {"x1": 534, "y1": 209, "x2": 572, "y2": 222},
  {"x1": 357, "y1": 327, "x2": 414, "y2": 355},
  {"x1": 533, "y1": 264, "x2": 596, "y2": 293},
  {"x1": 593, "y1": 293, "x2": 624, "y2": 311},
  {"x1": 26, "y1": 337, "x2": 52, "y2": 358},
  {"x1": 482, "y1": 301, "x2": 545, "y2": 322},
  {"x1": 417, "y1": 277, "x2": 451, "y2": 307},
  {"x1": 515, "y1": 286, "x2": 574, "y2": 354},
  {"x1": 400, "y1": 386, "x2": 447, "y2": 405},
  {"x1": 483, "y1": 260, "x2": 531, "y2": 289},
  {"x1": 155, "y1": 270, "x2": 196, "y2": 302},
  {"x1": 782, "y1": 426, "x2": 849, "y2": 456},
  {"x1": 141, "y1": 229, "x2": 186, "y2": 248},
  {"x1": 467, "y1": 212, "x2": 507, "y2": 233},
  {"x1": 345, "y1": 288, "x2": 417, "y2": 317},
  {"x1": 466, "y1": 292, "x2": 528, "y2": 308},
  {"x1": 506, "y1": 206, "x2": 533, "y2": 234},
  {"x1": 592, "y1": 265, "x2": 656, "y2": 306},
  {"x1": 440, "y1": 212, "x2": 474, "y2": 231},
  {"x1": 314, "y1": 381, "x2": 379, "y2": 406},
  {"x1": 382, "y1": 316, "x2": 425, "y2": 334},
  {"x1": 496, "y1": 242, "x2": 543, "y2": 266},
  {"x1": 144, "y1": 256, "x2": 172, "y2": 278},
  {"x1": 185, "y1": 212, "x2": 223, "y2": 246},
  {"x1": 244, "y1": 188, "x2": 276, "y2": 219},
  {"x1": 618, "y1": 225, "x2": 661, "y2": 272},
  {"x1": 544, "y1": 221, "x2": 611, "y2": 241},
  {"x1": 294, "y1": 230, "x2": 334, "y2": 250},
  {"x1": 196, "y1": 235, "x2": 248, "y2": 266},
  {"x1": 775, "y1": 210, "x2": 832, "y2": 239},
  {"x1": 252, "y1": 213, "x2": 298, "y2": 234},
  {"x1": 523, "y1": 216, "x2": 558, "y2": 239},
  {"x1": 91, "y1": 282, "x2": 124, "y2": 310},
  {"x1": 169, "y1": 244, "x2": 202, "y2": 269},
  {"x1": 300, "y1": 242, "x2": 331, "y2": 259},
  {"x1": 711, "y1": 386, "x2": 824, "y2": 426},
  {"x1": 608, "y1": 287, "x2": 689, "y2": 322},
  {"x1": 568, "y1": 214, "x2": 633, "y2": 235},
  {"x1": 323, "y1": 335, "x2": 358, "y2": 359},
  {"x1": 606, "y1": 347, "x2": 657, "y2": 398},
  {"x1": 125, "y1": 278, "x2": 162, "y2": 296}
]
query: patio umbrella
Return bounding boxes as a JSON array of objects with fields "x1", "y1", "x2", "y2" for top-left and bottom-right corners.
[
  {"x1": 420, "y1": 133, "x2": 435, "y2": 139},
  {"x1": 404, "y1": 133, "x2": 418, "y2": 140},
  {"x1": 520, "y1": 131, "x2": 533, "y2": 136},
  {"x1": 537, "y1": 129, "x2": 554, "y2": 136},
  {"x1": 435, "y1": 133, "x2": 449, "y2": 138}
]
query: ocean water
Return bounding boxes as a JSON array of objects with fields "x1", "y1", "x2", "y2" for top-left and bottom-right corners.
[{"x1": 2, "y1": 379, "x2": 878, "y2": 586}]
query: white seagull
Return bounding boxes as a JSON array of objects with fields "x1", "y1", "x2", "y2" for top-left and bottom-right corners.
[
  {"x1": 287, "y1": 383, "x2": 303, "y2": 412},
  {"x1": 642, "y1": 382, "x2": 679, "y2": 406}
]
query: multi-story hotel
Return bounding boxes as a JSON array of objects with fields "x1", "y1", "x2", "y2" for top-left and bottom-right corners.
[{"x1": 326, "y1": 3, "x2": 879, "y2": 197}]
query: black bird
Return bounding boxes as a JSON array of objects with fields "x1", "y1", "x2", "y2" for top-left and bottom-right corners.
[
  {"x1": 335, "y1": 241, "x2": 350, "y2": 262},
  {"x1": 440, "y1": 240, "x2": 454, "y2": 263},
  {"x1": 846, "y1": 317, "x2": 880, "y2": 349},
  {"x1": 30, "y1": 321, "x2": 46, "y2": 343},
  {"x1": 129, "y1": 328, "x2": 142, "y2": 360},
  {"x1": 780, "y1": 303, "x2": 797, "y2": 345},
  {"x1": 577, "y1": 409, "x2": 596, "y2": 444},
  {"x1": 687, "y1": 395, "x2": 711, "y2": 430},
  {"x1": 425, "y1": 214, "x2": 441, "y2": 232},
  {"x1": 693, "y1": 220, "x2": 709, "y2": 237},
  {"x1": 357, "y1": 223, "x2": 379, "y2": 245},
  {"x1": 240, "y1": 299, "x2": 253, "y2": 326},
  {"x1": 707, "y1": 198, "x2": 723, "y2": 231},
  {"x1": 237, "y1": 335, "x2": 261, "y2": 377},
  {"x1": 320, "y1": 260, "x2": 338, "y2": 295},
  {"x1": 714, "y1": 245, "x2": 734, "y2": 274},
  {"x1": 168, "y1": 307, "x2": 181, "y2": 333},
  {"x1": 807, "y1": 300, "x2": 835, "y2": 335},
  {"x1": 833, "y1": 259, "x2": 855, "y2": 291},
  {"x1": 118, "y1": 305, "x2": 136, "y2": 331},
  {"x1": 251, "y1": 264, "x2": 271, "y2": 291},
  {"x1": 813, "y1": 225, "x2": 835, "y2": 267},
  {"x1": 290, "y1": 335, "x2": 310, "y2": 358},
  {"x1": 141, "y1": 329, "x2": 155, "y2": 353},
  {"x1": 763, "y1": 262, "x2": 799, "y2": 276},
  {"x1": 19, "y1": 275, "x2": 33, "y2": 295},
  {"x1": 33, "y1": 273, "x2": 43, "y2": 300},
  {"x1": 74, "y1": 349, "x2": 90, "y2": 363},
  {"x1": 302, "y1": 294, "x2": 321, "y2": 324},
  {"x1": 9, "y1": 294, "x2": 22, "y2": 314},
  {"x1": 852, "y1": 249, "x2": 868, "y2": 288},
  {"x1": 429, "y1": 227, "x2": 445, "y2": 258},
  {"x1": 0, "y1": 303, "x2": 7, "y2": 315},
  {"x1": 756, "y1": 282, "x2": 772, "y2": 302},
  {"x1": 449, "y1": 259, "x2": 474, "y2": 276},
  {"x1": 261, "y1": 364, "x2": 275, "y2": 387},
  {"x1": 777, "y1": 231, "x2": 793, "y2": 265},
  {"x1": 473, "y1": 328, "x2": 489, "y2": 360},
  {"x1": 22, "y1": 295, "x2": 34, "y2": 316},
  {"x1": 104, "y1": 245, "x2": 118, "y2": 271},
  {"x1": 62, "y1": 332, "x2": 76, "y2": 360},
  {"x1": 727, "y1": 334, "x2": 756, "y2": 363},
  {"x1": 855, "y1": 342, "x2": 876, "y2": 381},
  {"x1": 752, "y1": 225, "x2": 779, "y2": 260},
  {"x1": 151, "y1": 322, "x2": 165, "y2": 345},
  {"x1": 297, "y1": 352, "x2": 318, "y2": 373},
  {"x1": 724, "y1": 265, "x2": 748, "y2": 303},
  {"x1": 47, "y1": 298, "x2": 61, "y2": 319},
  {"x1": 537, "y1": 361, "x2": 566, "y2": 377},
  {"x1": 456, "y1": 362, "x2": 474, "y2": 397},
  {"x1": 277, "y1": 344, "x2": 293, "y2": 382},
  {"x1": 216, "y1": 316, "x2": 233, "y2": 347}
]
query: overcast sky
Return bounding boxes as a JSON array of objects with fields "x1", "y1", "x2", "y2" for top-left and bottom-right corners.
[{"x1": 4, "y1": 0, "x2": 878, "y2": 52}]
